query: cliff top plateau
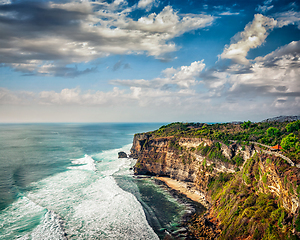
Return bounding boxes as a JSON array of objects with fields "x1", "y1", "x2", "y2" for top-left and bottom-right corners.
[{"x1": 131, "y1": 116, "x2": 300, "y2": 240}]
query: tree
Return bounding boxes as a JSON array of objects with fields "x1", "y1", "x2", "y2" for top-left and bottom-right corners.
[
  {"x1": 266, "y1": 127, "x2": 280, "y2": 137},
  {"x1": 241, "y1": 121, "x2": 252, "y2": 129},
  {"x1": 286, "y1": 120, "x2": 300, "y2": 132},
  {"x1": 281, "y1": 133, "x2": 299, "y2": 151}
]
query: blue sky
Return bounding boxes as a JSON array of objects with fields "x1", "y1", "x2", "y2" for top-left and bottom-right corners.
[{"x1": 0, "y1": 0, "x2": 299, "y2": 122}]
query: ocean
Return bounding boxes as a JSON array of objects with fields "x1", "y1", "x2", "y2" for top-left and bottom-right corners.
[{"x1": 0, "y1": 123, "x2": 190, "y2": 240}]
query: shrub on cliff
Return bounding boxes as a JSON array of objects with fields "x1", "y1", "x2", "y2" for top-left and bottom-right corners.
[
  {"x1": 281, "y1": 133, "x2": 300, "y2": 152},
  {"x1": 203, "y1": 154, "x2": 300, "y2": 240},
  {"x1": 267, "y1": 127, "x2": 281, "y2": 137},
  {"x1": 286, "y1": 120, "x2": 300, "y2": 132},
  {"x1": 197, "y1": 142, "x2": 229, "y2": 163}
]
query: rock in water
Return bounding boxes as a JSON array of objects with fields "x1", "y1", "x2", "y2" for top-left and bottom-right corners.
[{"x1": 118, "y1": 151, "x2": 128, "y2": 158}]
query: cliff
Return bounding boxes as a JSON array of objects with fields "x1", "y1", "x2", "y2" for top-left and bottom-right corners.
[
  {"x1": 131, "y1": 134, "x2": 256, "y2": 203},
  {"x1": 130, "y1": 120, "x2": 300, "y2": 239}
]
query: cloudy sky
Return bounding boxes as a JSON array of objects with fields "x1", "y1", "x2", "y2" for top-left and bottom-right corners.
[{"x1": 0, "y1": 0, "x2": 299, "y2": 123}]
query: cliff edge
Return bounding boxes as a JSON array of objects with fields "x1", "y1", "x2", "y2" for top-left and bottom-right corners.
[{"x1": 131, "y1": 120, "x2": 300, "y2": 239}]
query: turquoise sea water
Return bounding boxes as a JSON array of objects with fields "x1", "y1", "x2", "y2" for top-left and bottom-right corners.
[{"x1": 0, "y1": 123, "x2": 189, "y2": 240}]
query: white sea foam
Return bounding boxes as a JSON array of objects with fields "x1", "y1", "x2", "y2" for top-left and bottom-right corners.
[
  {"x1": 0, "y1": 196, "x2": 44, "y2": 240},
  {"x1": 19, "y1": 210, "x2": 67, "y2": 240},
  {"x1": 0, "y1": 196, "x2": 67, "y2": 240},
  {"x1": 69, "y1": 154, "x2": 97, "y2": 171},
  {"x1": 66, "y1": 176, "x2": 159, "y2": 239},
  {"x1": 2, "y1": 143, "x2": 158, "y2": 240},
  {"x1": 23, "y1": 144, "x2": 158, "y2": 239},
  {"x1": 93, "y1": 143, "x2": 132, "y2": 176}
]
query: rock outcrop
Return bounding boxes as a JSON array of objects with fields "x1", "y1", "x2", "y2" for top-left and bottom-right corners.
[
  {"x1": 131, "y1": 135, "x2": 255, "y2": 204},
  {"x1": 118, "y1": 151, "x2": 128, "y2": 158},
  {"x1": 262, "y1": 115, "x2": 300, "y2": 122},
  {"x1": 131, "y1": 120, "x2": 300, "y2": 239},
  {"x1": 131, "y1": 134, "x2": 300, "y2": 214},
  {"x1": 129, "y1": 133, "x2": 149, "y2": 159}
]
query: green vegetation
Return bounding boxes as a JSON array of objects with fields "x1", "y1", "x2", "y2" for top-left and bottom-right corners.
[
  {"x1": 204, "y1": 155, "x2": 298, "y2": 240},
  {"x1": 136, "y1": 118, "x2": 300, "y2": 240},
  {"x1": 241, "y1": 120, "x2": 252, "y2": 129},
  {"x1": 281, "y1": 133, "x2": 300, "y2": 151},
  {"x1": 286, "y1": 120, "x2": 300, "y2": 132},
  {"x1": 197, "y1": 142, "x2": 229, "y2": 163},
  {"x1": 232, "y1": 153, "x2": 244, "y2": 166},
  {"x1": 267, "y1": 127, "x2": 281, "y2": 137},
  {"x1": 148, "y1": 119, "x2": 300, "y2": 163},
  {"x1": 135, "y1": 118, "x2": 300, "y2": 239}
]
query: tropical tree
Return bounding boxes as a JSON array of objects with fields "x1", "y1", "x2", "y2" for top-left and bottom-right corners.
[
  {"x1": 266, "y1": 127, "x2": 280, "y2": 137},
  {"x1": 281, "y1": 133, "x2": 299, "y2": 151},
  {"x1": 286, "y1": 120, "x2": 300, "y2": 132}
]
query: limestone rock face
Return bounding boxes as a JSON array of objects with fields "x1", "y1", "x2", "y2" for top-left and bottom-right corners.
[
  {"x1": 256, "y1": 156, "x2": 300, "y2": 214},
  {"x1": 129, "y1": 133, "x2": 149, "y2": 159},
  {"x1": 118, "y1": 151, "x2": 128, "y2": 158},
  {"x1": 131, "y1": 136, "x2": 245, "y2": 203},
  {"x1": 131, "y1": 134, "x2": 300, "y2": 214}
]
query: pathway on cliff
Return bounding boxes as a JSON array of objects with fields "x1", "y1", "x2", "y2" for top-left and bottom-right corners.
[{"x1": 229, "y1": 140, "x2": 299, "y2": 168}]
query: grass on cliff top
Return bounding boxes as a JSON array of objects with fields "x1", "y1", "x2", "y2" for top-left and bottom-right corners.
[
  {"x1": 189, "y1": 153, "x2": 300, "y2": 240},
  {"x1": 147, "y1": 120, "x2": 300, "y2": 163}
]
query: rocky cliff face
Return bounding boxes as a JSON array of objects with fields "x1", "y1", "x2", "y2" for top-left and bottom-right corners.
[
  {"x1": 131, "y1": 134, "x2": 300, "y2": 215},
  {"x1": 129, "y1": 133, "x2": 149, "y2": 159},
  {"x1": 131, "y1": 134, "x2": 256, "y2": 205},
  {"x1": 249, "y1": 154, "x2": 300, "y2": 214}
]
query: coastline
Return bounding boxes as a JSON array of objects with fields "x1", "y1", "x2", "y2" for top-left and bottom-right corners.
[
  {"x1": 123, "y1": 174, "x2": 206, "y2": 239},
  {"x1": 154, "y1": 177, "x2": 209, "y2": 208},
  {"x1": 153, "y1": 177, "x2": 221, "y2": 240}
]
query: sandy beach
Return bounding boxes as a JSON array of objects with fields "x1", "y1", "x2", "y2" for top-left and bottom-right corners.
[{"x1": 155, "y1": 177, "x2": 208, "y2": 207}]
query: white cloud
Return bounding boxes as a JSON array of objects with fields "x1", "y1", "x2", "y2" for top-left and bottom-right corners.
[
  {"x1": 256, "y1": 0, "x2": 273, "y2": 13},
  {"x1": 0, "y1": 88, "x2": 35, "y2": 105},
  {"x1": 220, "y1": 14, "x2": 277, "y2": 64},
  {"x1": 219, "y1": 11, "x2": 240, "y2": 16},
  {"x1": 219, "y1": 9, "x2": 300, "y2": 65},
  {"x1": 275, "y1": 11, "x2": 300, "y2": 29},
  {"x1": 137, "y1": 0, "x2": 159, "y2": 11},
  {"x1": 111, "y1": 60, "x2": 205, "y2": 89},
  {"x1": 206, "y1": 40, "x2": 300, "y2": 109},
  {"x1": 255, "y1": 40, "x2": 300, "y2": 62},
  {"x1": 1, "y1": 39, "x2": 299, "y2": 122},
  {"x1": 0, "y1": 1, "x2": 214, "y2": 75},
  {"x1": 0, "y1": 60, "x2": 206, "y2": 109},
  {"x1": 256, "y1": 5, "x2": 273, "y2": 13},
  {"x1": 38, "y1": 87, "x2": 125, "y2": 106}
]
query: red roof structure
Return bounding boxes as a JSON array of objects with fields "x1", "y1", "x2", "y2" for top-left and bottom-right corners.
[{"x1": 271, "y1": 144, "x2": 283, "y2": 150}]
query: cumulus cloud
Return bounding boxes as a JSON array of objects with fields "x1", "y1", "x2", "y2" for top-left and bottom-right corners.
[
  {"x1": 256, "y1": 40, "x2": 300, "y2": 65},
  {"x1": 137, "y1": 0, "x2": 159, "y2": 11},
  {"x1": 38, "y1": 87, "x2": 126, "y2": 106},
  {"x1": 0, "y1": 85, "x2": 199, "y2": 109},
  {"x1": 220, "y1": 8, "x2": 300, "y2": 65},
  {"x1": 220, "y1": 14, "x2": 277, "y2": 64},
  {"x1": 0, "y1": 60, "x2": 207, "y2": 108},
  {"x1": 111, "y1": 60, "x2": 205, "y2": 90},
  {"x1": 203, "y1": 40, "x2": 300, "y2": 113},
  {"x1": 0, "y1": 87, "x2": 129, "y2": 106},
  {"x1": 13, "y1": 62, "x2": 97, "y2": 77},
  {"x1": 0, "y1": 88, "x2": 35, "y2": 105},
  {"x1": 2, "y1": 38, "x2": 299, "y2": 120},
  {"x1": 275, "y1": 10, "x2": 300, "y2": 29},
  {"x1": 0, "y1": 0, "x2": 214, "y2": 76}
]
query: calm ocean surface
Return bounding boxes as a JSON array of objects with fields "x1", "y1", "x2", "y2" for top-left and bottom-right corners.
[{"x1": 0, "y1": 123, "x2": 187, "y2": 240}]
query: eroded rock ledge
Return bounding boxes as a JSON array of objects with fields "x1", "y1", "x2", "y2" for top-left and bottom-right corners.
[
  {"x1": 131, "y1": 134, "x2": 256, "y2": 204},
  {"x1": 131, "y1": 133, "x2": 300, "y2": 239}
]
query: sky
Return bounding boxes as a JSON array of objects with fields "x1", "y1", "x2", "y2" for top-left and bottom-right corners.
[{"x1": 0, "y1": 0, "x2": 299, "y2": 123}]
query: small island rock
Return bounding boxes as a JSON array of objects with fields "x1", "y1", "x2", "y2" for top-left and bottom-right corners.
[{"x1": 118, "y1": 151, "x2": 128, "y2": 158}]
